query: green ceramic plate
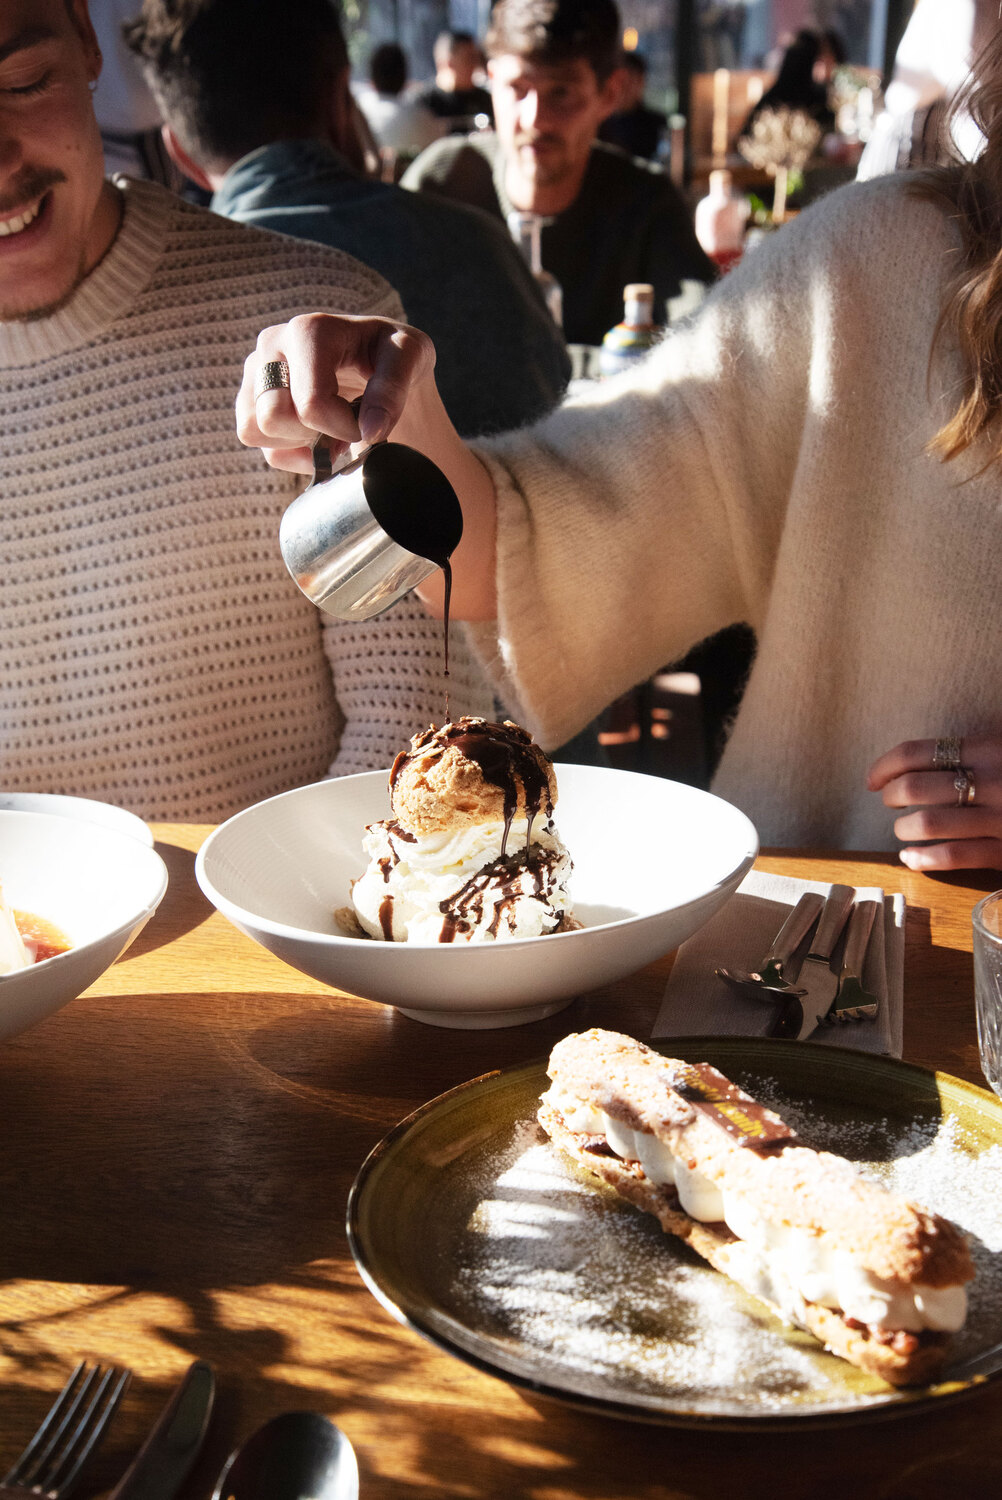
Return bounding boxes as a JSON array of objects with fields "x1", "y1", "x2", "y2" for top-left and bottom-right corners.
[{"x1": 347, "y1": 1038, "x2": 1002, "y2": 1428}]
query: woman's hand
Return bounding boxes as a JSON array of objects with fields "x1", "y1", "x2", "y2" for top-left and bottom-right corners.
[
  {"x1": 235, "y1": 313, "x2": 437, "y2": 474},
  {"x1": 867, "y1": 735, "x2": 1002, "y2": 871},
  {"x1": 234, "y1": 311, "x2": 500, "y2": 622}
]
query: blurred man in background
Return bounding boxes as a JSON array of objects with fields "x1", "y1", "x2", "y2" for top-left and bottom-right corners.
[
  {"x1": 129, "y1": 0, "x2": 570, "y2": 438},
  {"x1": 597, "y1": 51, "x2": 666, "y2": 161},
  {"x1": 419, "y1": 30, "x2": 494, "y2": 131},
  {"x1": 355, "y1": 42, "x2": 444, "y2": 165},
  {"x1": 403, "y1": 0, "x2": 713, "y2": 346}
]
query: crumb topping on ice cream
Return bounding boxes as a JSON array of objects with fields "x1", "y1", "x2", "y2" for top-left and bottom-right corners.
[
  {"x1": 349, "y1": 717, "x2": 576, "y2": 943},
  {"x1": 389, "y1": 718, "x2": 557, "y2": 841}
]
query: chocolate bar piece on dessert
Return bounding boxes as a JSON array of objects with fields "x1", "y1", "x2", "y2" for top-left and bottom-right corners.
[{"x1": 538, "y1": 1029, "x2": 974, "y2": 1386}]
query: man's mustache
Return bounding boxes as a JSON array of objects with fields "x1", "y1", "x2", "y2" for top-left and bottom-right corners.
[{"x1": 0, "y1": 167, "x2": 65, "y2": 216}]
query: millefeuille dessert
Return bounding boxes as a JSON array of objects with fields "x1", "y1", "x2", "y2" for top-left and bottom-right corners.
[
  {"x1": 538, "y1": 1029, "x2": 974, "y2": 1386},
  {"x1": 346, "y1": 717, "x2": 578, "y2": 943}
]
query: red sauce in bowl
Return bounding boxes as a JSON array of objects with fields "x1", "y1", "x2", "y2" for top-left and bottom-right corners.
[{"x1": 14, "y1": 911, "x2": 71, "y2": 963}]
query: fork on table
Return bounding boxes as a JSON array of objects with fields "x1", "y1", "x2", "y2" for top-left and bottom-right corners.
[
  {"x1": 0, "y1": 1361, "x2": 131, "y2": 1500},
  {"x1": 816, "y1": 898, "x2": 881, "y2": 1027}
]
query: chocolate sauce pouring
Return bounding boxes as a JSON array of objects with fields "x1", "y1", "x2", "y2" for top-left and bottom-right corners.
[
  {"x1": 278, "y1": 417, "x2": 463, "y2": 653},
  {"x1": 361, "y1": 443, "x2": 460, "y2": 715}
]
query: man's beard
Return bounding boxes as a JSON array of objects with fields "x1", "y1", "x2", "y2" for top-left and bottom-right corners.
[
  {"x1": 1, "y1": 241, "x2": 89, "y2": 323},
  {"x1": 512, "y1": 134, "x2": 569, "y2": 187},
  {"x1": 0, "y1": 167, "x2": 86, "y2": 324}
]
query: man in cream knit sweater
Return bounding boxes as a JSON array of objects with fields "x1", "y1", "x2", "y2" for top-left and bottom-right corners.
[
  {"x1": 0, "y1": 0, "x2": 493, "y2": 821},
  {"x1": 239, "y1": 173, "x2": 1002, "y2": 869}
]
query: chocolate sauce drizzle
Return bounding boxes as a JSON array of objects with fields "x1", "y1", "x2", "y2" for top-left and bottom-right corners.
[
  {"x1": 438, "y1": 839, "x2": 560, "y2": 942},
  {"x1": 442, "y1": 560, "x2": 452, "y2": 722},
  {"x1": 390, "y1": 719, "x2": 554, "y2": 858}
]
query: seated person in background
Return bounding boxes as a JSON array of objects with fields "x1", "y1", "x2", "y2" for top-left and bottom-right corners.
[
  {"x1": 402, "y1": 0, "x2": 714, "y2": 348},
  {"x1": 0, "y1": 0, "x2": 495, "y2": 823},
  {"x1": 419, "y1": 31, "x2": 494, "y2": 132},
  {"x1": 128, "y1": 0, "x2": 570, "y2": 439},
  {"x1": 597, "y1": 51, "x2": 666, "y2": 161},
  {"x1": 355, "y1": 42, "x2": 445, "y2": 163},
  {"x1": 238, "y1": 29, "x2": 1002, "y2": 871},
  {"x1": 740, "y1": 28, "x2": 838, "y2": 139},
  {"x1": 858, "y1": 0, "x2": 993, "y2": 178}
]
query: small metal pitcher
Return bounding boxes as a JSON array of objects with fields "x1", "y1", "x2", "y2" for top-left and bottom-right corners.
[{"x1": 279, "y1": 419, "x2": 463, "y2": 622}]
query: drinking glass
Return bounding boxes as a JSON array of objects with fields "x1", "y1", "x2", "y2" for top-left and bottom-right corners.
[{"x1": 973, "y1": 890, "x2": 1002, "y2": 1096}]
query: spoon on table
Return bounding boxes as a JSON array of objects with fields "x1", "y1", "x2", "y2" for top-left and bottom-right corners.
[{"x1": 212, "y1": 1411, "x2": 359, "y2": 1500}]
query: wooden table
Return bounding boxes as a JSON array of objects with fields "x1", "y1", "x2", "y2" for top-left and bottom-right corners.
[{"x1": 1, "y1": 834, "x2": 1000, "y2": 1499}]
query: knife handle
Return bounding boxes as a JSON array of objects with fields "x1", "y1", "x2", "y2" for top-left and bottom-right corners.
[
  {"x1": 839, "y1": 899, "x2": 879, "y2": 980},
  {"x1": 806, "y1": 884, "x2": 855, "y2": 961},
  {"x1": 763, "y1": 892, "x2": 825, "y2": 967}
]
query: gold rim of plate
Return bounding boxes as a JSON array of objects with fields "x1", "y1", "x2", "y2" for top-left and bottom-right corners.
[{"x1": 347, "y1": 1038, "x2": 1002, "y2": 1429}]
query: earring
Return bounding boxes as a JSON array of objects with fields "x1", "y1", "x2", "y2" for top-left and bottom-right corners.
[{"x1": 89, "y1": 78, "x2": 98, "y2": 91}]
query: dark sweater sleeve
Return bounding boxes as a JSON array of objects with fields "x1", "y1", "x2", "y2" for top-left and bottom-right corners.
[
  {"x1": 400, "y1": 140, "x2": 503, "y2": 221},
  {"x1": 647, "y1": 176, "x2": 717, "y2": 290}
]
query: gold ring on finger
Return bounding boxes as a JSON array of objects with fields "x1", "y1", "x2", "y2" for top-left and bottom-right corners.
[
  {"x1": 933, "y1": 736, "x2": 963, "y2": 770},
  {"x1": 254, "y1": 360, "x2": 291, "y2": 399},
  {"x1": 954, "y1": 767, "x2": 976, "y2": 806}
]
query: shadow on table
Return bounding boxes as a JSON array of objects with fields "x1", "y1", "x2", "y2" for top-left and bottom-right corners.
[
  {"x1": 5, "y1": 1270, "x2": 1001, "y2": 1500},
  {"x1": 116, "y1": 840, "x2": 213, "y2": 961}
]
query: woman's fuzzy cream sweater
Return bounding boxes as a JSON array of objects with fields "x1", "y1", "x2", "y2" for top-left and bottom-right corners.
[{"x1": 476, "y1": 178, "x2": 1002, "y2": 850}]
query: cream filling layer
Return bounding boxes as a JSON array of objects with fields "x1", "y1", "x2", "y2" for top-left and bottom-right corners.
[{"x1": 549, "y1": 1088, "x2": 967, "y2": 1335}]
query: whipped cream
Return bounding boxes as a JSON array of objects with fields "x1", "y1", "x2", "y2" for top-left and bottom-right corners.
[
  {"x1": 548, "y1": 1088, "x2": 968, "y2": 1335},
  {"x1": 352, "y1": 816, "x2": 574, "y2": 943}
]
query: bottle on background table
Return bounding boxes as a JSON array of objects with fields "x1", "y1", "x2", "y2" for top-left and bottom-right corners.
[
  {"x1": 695, "y1": 169, "x2": 750, "y2": 274},
  {"x1": 506, "y1": 211, "x2": 563, "y2": 328},
  {"x1": 599, "y1": 282, "x2": 660, "y2": 377}
]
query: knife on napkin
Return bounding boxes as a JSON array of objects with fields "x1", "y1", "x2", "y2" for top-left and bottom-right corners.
[
  {"x1": 109, "y1": 1359, "x2": 214, "y2": 1500},
  {"x1": 794, "y1": 883, "x2": 855, "y2": 1038}
]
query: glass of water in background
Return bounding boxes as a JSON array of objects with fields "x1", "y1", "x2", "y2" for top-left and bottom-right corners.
[{"x1": 973, "y1": 891, "x2": 1002, "y2": 1095}]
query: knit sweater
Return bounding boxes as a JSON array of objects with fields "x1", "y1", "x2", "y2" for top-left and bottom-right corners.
[
  {"x1": 473, "y1": 176, "x2": 1002, "y2": 850},
  {"x1": 0, "y1": 178, "x2": 492, "y2": 821}
]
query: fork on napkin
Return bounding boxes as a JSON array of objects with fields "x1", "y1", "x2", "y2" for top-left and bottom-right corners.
[{"x1": 652, "y1": 870, "x2": 905, "y2": 1056}]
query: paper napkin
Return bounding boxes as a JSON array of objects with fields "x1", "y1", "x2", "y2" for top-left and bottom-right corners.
[{"x1": 652, "y1": 870, "x2": 905, "y2": 1057}]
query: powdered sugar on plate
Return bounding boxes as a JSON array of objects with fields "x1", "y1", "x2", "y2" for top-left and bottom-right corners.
[
  {"x1": 446, "y1": 1078, "x2": 1002, "y2": 1416},
  {"x1": 455, "y1": 1127, "x2": 825, "y2": 1412}
]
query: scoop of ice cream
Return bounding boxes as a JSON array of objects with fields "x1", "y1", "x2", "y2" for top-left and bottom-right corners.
[
  {"x1": 389, "y1": 718, "x2": 557, "y2": 838},
  {"x1": 351, "y1": 815, "x2": 574, "y2": 943}
]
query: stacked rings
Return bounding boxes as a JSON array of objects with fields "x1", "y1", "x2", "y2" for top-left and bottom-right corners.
[
  {"x1": 254, "y1": 360, "x2": 291, "y2": 399},
  {"x1": 933, "y1": 736, "x2": 963, "y2": 770},
  {"x1": 954, "y1": 769, "x2": 977, "y2": 806}
]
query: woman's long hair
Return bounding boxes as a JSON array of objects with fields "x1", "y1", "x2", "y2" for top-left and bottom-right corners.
[{"x1": 917, "y1": 23, "x2": 1002, "y2": 463}]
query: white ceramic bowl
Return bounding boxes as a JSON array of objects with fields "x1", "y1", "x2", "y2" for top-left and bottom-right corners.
[
  {"x1": 0, "y1": 792, "x2": 153, "y2": 847},
  {"x1": 0, "y1": 810, "x2": 169, "y2": 1041},
  {"x1": 196, "y1": 765, "x2": 758, "y2": 1029}
]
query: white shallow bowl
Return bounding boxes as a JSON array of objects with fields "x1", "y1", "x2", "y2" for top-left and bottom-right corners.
[
  {"x1": 0, "y1": 810, "x2": 169, "y2": 1042},
  {"x1": 196, "y1": 765, "x2": 758, "y2": 1029},
  {"x1": 0, "y1": 792, "x2": 153, "y2": 847}
]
